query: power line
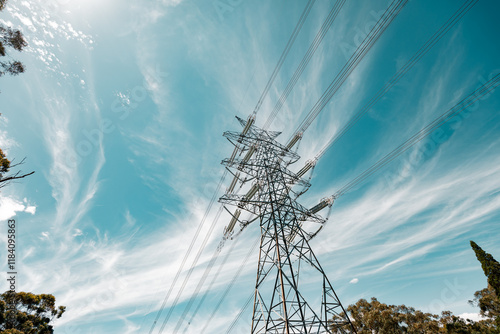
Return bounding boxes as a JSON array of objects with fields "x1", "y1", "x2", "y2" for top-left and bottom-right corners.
[
  {"x1": 262, "y1": 0, "x2": 348, "y2": 130},
  {"x1": 225, "y1": 292, "x2": 254, "y2": 334},
  {"x1": 333, "y1": 73, "x2": 500, "y2": 198},
  {"x1": 315, "y1": 0, "x2": 480, "y2": 160},
  {"x1": 286, "y1": 0, "x2": 409, "y2": 146},
  {"x1": 157, "y1": 206, "x2": 224, "y2": 333},
  {"x1": 220, "y1": 4, "x2": 489, "y2": 327},
  {"x1": 180, "y1": 234, "x2": 241, "y2": 334},
  {"x1": 201, "y1": 238, "x2": 260, "y2": 333},
  {"x1": 174, "y1": 228, "x2": 242, "y2": 333},
  {"x1": 147, "y1": 172, "x2": 227, "y2": 334},
  {"x1": 252, "y1": 0, "x2": 316, "y2": 116}
]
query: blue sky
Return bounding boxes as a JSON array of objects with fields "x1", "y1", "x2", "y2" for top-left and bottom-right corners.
[{"x1": 0, "y1": 0, "x2": 499, "y2": 333}]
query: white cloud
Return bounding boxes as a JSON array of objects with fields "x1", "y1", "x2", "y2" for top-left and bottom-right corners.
[
  {"x1": 459, "y1": 312, "x2": 484, "y2": 322},
  {"x1": 0, "y1": 196, "x2": 37, "y2": 220},
  {"x1": 0, "y1": 128, "x2": 17, "y2": 152},
  {"x1": 349, "y1": 278, "x2": 359, "y2": 284}
]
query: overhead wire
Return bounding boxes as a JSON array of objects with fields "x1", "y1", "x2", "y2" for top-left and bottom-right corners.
[
  {"x1": 225, "y1": 292, "x2": 254, "y2": 334},
  {"x1": 286, "y1": 0, "x2": 409, "y2": 145},
  {"x1": 333, "y1": 73, "x2": 500, "y2": 199},
  {"x1": 174, "y1": 230, "x2": 241, "y2": 333},
  {"x1": 262, "y1": 0, "x2": 348, "y2": 130},
  {"x1": 315, "y1": 0, "x2": 480, "y2": 160},
  {"x1": 147, "y1": 171, "x2": 227, "y2": 334},
  {"x1": 252, "y1": 0, "x2": 316, "y2": 116},
  {"x1": 201, "y1": 238, "x2": 260, "y2": 333},
  {"x1": 156, "y1": 206, "x2": 224, "y2": 333}
]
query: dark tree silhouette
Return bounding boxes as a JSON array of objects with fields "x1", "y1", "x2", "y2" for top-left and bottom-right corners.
[{"x1": 471, "y1": 241, "x2": 500, "y2": 299}]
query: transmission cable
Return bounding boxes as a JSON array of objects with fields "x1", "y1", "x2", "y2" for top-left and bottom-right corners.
[
  {"x1": 333, "y1": 73, "x2": 500, "y2": 199},
  {"x1": 173, "y1": 230, "x2": 241, "y2": 333},
  {"x1": 286, "y1": 0, "x2": 409, "y2": 145},
  {"x1": 225, "y1": 292, "x2": 254, "y2": 334},
  {"x1": 180, "y1": 233, "x2": 242, "y2": 333},
  {"x1": 147, "y1": 171, "x2": 227, "y2": 334},
  {"x1": 252, "y1": 0, "x2": 316, "y2": 116},
  {"x1": 201, "y1": 238, "x2": 260, "y2": 333},
  {"x1": 167, "y1": 3, "x2": 488, "y2": 331},
  {"x1": 156, "y1": 206, "x2": 224, "y2": 333},
  {"x1": 262, "y1": 0, "x2": 348, "y2": 130},
  {"x1": 315, "y1": 0, "x2": 480, "y2": 160}
]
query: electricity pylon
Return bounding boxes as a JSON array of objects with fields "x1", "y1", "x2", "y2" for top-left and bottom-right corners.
[{"x1": 219, "y1": 116, "x2": 355, "y2": 333}]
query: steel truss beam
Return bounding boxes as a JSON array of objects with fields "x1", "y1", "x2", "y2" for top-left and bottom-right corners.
[{"x1": 220, "y1": 116, "x2": 355, "y2": 333}]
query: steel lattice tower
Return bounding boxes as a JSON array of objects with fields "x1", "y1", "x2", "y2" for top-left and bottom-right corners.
[{"x1": 219, "y1": 116, "x2": 355, "y2": 334}]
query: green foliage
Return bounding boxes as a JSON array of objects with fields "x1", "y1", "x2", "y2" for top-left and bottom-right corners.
[
  {"x1": 0, "y1": 149, "x2": 34, "y2": 187},
  {"x1": 0, "y1": 148, "x2": 10, "y2": 175},
  {"x1": 471, "y1": 241, "x2": 500, "y2": 300},
  {"x1": 441, "y1": 310, "x2": 499, "y2": 334},
  {"x1": 469, "y1": 286, "x2": 500, "y2": 331},
  {"x1": 0, "y1": 0, "x2": 27, "y2": 77},
  {"x1": 334, "y1": 297, "x2": 499, "y2": 334},
  {"x1": 0, "y1": 291, "x2": 65, "y2": 334},
  {"x1": 332, "y1": 297, "x2": 441, "y2": 333}
]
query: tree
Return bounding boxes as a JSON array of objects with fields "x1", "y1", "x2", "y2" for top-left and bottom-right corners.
[
  {"x1": 0, "y1": 291, "x2": 65, "y2": 334},
  {"x1": 470, "y1": 240, "x2": 500, "y2": 329},
  {"x1": 331, "y1": 297, "x2": 442, "y2": 333},
  {"x1": 0, "y1": 0, "x2": 27, "y2": 77},
  {"x1": 0, "y1": 148, "x2": 34, "y2": 189},
  {"x1": 332, "y1": 298, "x2": 499, "y2": 333},
  {"x1": 440, "y1": 310, "x2": 498, "y2": 334},
  {"x1": 471, "y1": 241, "x2": 500, "y2": 299},
  {"x1": 469, "y1": 287, "x2": 500, "y2": 330}
]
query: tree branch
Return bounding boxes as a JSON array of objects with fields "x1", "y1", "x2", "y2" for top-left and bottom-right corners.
[{"x1": 0, "y1": 170, "x2": 34, "y2": 188}]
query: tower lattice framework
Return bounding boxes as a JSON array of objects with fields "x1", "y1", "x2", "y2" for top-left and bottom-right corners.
[{"x1": 219, "y1": 116, "x2": 355, "y2": 334}]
